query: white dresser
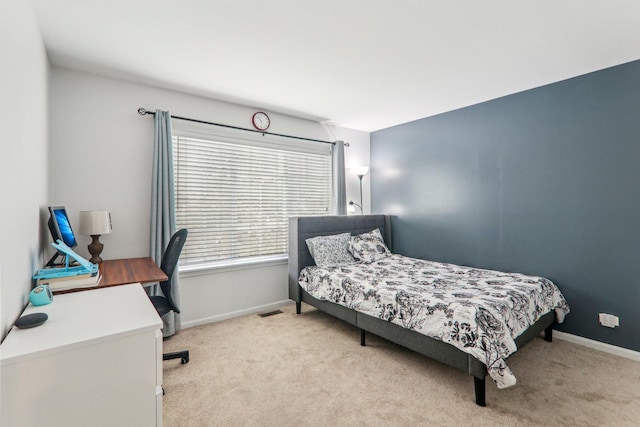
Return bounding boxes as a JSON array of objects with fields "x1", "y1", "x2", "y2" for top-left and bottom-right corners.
[{"x1": 0, "y1": 284, "x2": 163, "y2": 427}]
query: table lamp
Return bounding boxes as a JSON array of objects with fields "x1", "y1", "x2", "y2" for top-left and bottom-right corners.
[{"x1": 78, "y1": 210, "x2": 112, "y2": 263}]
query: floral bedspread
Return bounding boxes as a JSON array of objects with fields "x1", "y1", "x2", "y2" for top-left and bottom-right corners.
[{"x1": 299, "y1": 254, "x2": 570, "y2": 388}]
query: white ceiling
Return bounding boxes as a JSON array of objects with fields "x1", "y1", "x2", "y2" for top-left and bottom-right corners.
[{"x1": 32, "y1": 0, "x2": 640, "y2": 132}]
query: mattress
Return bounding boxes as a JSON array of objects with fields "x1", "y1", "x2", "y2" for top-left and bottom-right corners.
[{"x1": 299, "y1": 253, "x2": 570, "y2": 388}]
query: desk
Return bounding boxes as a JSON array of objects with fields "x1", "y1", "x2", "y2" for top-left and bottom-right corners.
[
  {"x1": 1, "y1": 284, "x2": 163, "y2": 426},
  {"x1": 54, "y1": 257, "x2": 168, "y2": 294},
  {"x1": 101, "y1": 257, "x2": 168, "y2": 287}
]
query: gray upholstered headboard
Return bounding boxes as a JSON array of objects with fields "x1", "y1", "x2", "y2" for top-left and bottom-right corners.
[{"x1": 288, "y1": 215, "x2": 392, "y2": 302}]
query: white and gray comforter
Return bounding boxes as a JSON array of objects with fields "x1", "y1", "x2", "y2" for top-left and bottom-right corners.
[{"x1": 299, "y1": 254, "x2": 570, "y2": 388}]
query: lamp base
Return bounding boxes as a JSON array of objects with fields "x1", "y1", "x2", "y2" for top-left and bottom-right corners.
[{"x1": 87, "y1": 235, "x2": 104, "y2": 264}]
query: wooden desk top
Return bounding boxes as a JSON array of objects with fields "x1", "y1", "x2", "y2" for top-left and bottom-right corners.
[
  {"x1": 53, "y1": 257, "x2": 168, "y2": 294},
  {"x1": 100, "y1": 257, "x2": 168, "y2": 286}
]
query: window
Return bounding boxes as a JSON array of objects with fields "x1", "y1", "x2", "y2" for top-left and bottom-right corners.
[{"x1": 173, "y1": 132, "x2": 332, "y2": 267}]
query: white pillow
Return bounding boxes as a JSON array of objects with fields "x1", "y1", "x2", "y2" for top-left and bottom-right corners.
[
  {"x1": 348, "y1": 228, "x2": 391, "y2": 263},
  {"x1": 305, "y1": 233, "x2": 356, "y2": 268}
]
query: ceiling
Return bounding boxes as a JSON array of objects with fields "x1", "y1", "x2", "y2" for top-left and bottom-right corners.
[{"x1": 32, "y1": 0, "x2": 640, "y2": 132}]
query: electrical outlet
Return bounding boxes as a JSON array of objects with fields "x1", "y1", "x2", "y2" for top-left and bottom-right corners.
[{"x1": 598, "y1": 313, "x2": 619, "y2": 328}]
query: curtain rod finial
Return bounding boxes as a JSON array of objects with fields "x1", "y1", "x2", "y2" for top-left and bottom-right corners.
[{"x1": 137, "y1": 108, "x2": 148, "y2": 116}]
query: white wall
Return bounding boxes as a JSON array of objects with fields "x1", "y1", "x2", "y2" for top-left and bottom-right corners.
[
  {"x1": 49, "y1": 67, "x2": 370, "y2": 326},
  {"x1": 0, "y1": 1, "x2": 49, "y2": 339}
]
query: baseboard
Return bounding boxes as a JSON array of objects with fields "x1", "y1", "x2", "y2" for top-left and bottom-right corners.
[
  {"x1": 554, "y1": 330, "x2": 640, "y2": 362},
  {"x1": 182, "y1": 305, "x2": 640, "y2": 363},
  {"x1": 181, "y1": 300, "x2": 293, "y2": 329}
]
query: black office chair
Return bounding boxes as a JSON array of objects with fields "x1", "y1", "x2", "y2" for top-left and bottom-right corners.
[{"x1": 150, "y1": 228, "x2": 189, "y2": 364}]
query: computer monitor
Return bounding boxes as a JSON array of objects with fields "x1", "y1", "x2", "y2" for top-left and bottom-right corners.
[{"x1": 46, "y1": 206, "x2": 78, "y2": 266}]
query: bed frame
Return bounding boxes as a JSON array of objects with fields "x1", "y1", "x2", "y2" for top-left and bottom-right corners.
[{"x1": 288, "y1": 214, "x2": 555, "y2": 406}]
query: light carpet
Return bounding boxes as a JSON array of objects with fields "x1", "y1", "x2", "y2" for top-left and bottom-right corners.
[{"x1": 162, "y1": 303, "x2": 640, "y2": 426}]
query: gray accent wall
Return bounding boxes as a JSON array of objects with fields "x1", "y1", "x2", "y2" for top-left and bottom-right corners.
[{"x1": 371, "y1": 60, "x2": 640, "y2": 351}]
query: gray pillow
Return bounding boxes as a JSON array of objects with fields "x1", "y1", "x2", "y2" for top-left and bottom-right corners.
[
  {"x1": 305, "y1": 232, "x2": 356, "y2": 268},
  {"x1": 348, "y1": 228, "x2": 391, "y2": 263}
]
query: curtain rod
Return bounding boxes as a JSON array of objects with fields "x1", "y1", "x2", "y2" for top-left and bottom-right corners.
[{"x1": 137, "y1": 108, "x2": 347, "y2": 146}]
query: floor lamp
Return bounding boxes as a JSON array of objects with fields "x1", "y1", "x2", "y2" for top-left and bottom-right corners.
[{"x1": 351, "y1": 166, "x2": 369, "y2": 215}]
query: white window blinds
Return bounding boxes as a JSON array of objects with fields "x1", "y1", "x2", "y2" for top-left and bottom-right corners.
[{"x1": 173, "y1": 134, "x2": 331, "y2": 266}]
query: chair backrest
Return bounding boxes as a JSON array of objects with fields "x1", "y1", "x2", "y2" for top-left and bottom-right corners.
[{"x1": 159, "y1": 228, "x2": 188, "y2": 313}]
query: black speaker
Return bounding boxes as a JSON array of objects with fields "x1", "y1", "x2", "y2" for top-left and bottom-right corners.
[{"x1": 15, "y1": 313, "x2": 48, "y2": 329}]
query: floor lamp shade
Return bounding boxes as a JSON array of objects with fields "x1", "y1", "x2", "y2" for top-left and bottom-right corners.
[
  {"x1": 78, "y1": 210, "x2": 112, "y2": 263},
  {"x1": 353, "y1": 166, "x2": 369, "y2": 177}
]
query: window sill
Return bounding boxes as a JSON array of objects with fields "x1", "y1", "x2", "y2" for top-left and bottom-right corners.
[{"x1": 179, "y1": 255, "x2": 288, "y2": 278}]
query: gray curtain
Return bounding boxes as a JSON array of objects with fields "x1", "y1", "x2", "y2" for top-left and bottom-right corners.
[
  {"x1": 332, "y1": 140, "x2": 347, "y2": 215},
  {"x1": 150, "y1": 109, "x2": 180, "y2": 337}
]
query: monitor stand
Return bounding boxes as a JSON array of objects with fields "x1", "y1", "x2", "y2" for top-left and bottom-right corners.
[{"x1": 45, "y1": 252, "x2": 66, "y2": 268}]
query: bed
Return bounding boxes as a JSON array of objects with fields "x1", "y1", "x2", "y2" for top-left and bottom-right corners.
[{"x1": 288, "y1": 214, "x2": 570, "y2": 406}]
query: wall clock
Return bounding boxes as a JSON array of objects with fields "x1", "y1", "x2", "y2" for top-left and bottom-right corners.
[{"x1": 252, "y1": 112, "x2": 270, "y2": 131}]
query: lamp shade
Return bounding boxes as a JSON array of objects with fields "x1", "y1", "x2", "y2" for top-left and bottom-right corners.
[
  {"x1": 353, "y1": 166, "x2": 369, "y2": 176},
  {"x1": 78, "y1": 210, "x2": 112, "y2": 235}
]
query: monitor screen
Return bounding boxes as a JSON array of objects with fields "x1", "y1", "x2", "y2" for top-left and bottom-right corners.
[{"x1": 48, "y1": 206, "x2": 77, "y2": 248}]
